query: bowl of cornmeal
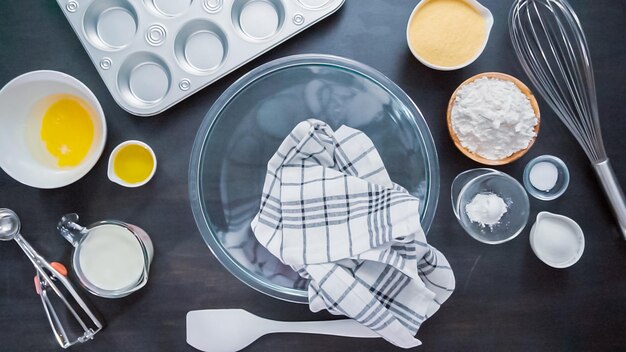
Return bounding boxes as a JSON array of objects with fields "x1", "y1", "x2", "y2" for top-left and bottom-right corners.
[{"x1": 406, "y1": 0, "x2": 493, "y2": 70}]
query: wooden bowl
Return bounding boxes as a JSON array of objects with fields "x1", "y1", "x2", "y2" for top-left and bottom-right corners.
[{"x1": 447, "y1": 72, "x2": 541, "y2": 165}]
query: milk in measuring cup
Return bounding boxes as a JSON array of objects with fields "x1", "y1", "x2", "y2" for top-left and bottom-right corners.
[{"x1": 78, "y1": 224, "x2": 145, "y2": 291}]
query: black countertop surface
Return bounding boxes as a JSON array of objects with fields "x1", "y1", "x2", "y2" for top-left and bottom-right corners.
[{"x1": 1, "y1": 0, "x2": 626, "y2": 351}]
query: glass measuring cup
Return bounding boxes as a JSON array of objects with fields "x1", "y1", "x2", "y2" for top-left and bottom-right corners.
[
  {"x1": 57, "y1": 213, "x2": 153, "y2": 298},
  {"x1": 451, "y1": 168, "x2": 530, "y2": 244}
]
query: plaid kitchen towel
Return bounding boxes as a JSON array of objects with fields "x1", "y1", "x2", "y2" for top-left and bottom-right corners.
[{"x1": 251, "y1": 119, "x2": 455, "y2": 348}]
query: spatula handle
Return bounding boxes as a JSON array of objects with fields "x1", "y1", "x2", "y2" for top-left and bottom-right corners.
[
  {"x1": 594, "y1": 159, "x2": 626, "y2": 240},
  {"x1": 272, "y1": 319, "x2": 379, "y2": 338}
]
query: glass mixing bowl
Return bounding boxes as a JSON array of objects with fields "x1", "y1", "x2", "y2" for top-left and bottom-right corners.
[{"x1": 189, "y1": 55, "x2": 439, "y2": 303}]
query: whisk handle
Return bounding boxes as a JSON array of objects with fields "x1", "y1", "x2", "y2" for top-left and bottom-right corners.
[{"x1": 593, "y1": 160, "x2": 626, "y2": 240}]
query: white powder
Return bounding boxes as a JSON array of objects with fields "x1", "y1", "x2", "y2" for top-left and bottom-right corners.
[
  {"x1": 465, "y1": 193, "x2": 508, "y2": 227},
  {"x1": 451, "y1": 77, "x2": 538, "y2": 160},
  {"x1": 529, "y1": 161, "x2": 559, "y2": 191}
]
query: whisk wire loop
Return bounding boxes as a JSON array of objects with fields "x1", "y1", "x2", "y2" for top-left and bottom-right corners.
[{"x1": 510, "y1": 0, "x2": 606, "y2": 162}]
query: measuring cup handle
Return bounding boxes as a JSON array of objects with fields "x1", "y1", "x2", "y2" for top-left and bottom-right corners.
[{"x1": 57, "y1": 213, "x2": 86, "y2": 247}]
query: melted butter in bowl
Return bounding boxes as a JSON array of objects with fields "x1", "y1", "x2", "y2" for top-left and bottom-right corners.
[
  {"x1": 406, "y1": 0, "x2": 493, "y2": 70},
  {"x1": 39, "y1": 95, "x2": 95, "y2": 168},
  {"x1": 26, "y1": 93, "x2": 101, "y2": 170},
  {"x1": 0, "y1": 71, "x2": 106, "y2": 188}
]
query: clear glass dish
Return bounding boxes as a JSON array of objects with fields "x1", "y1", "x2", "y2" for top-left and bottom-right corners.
[
  {"x1": 189, "y1": 54, "x2": 440, "y2": 303},
  {"x1": 451, "y1": 168, "x2": 530, "y2": 244},
  {"x1": 523, "y1": 155, "x2": 570, "y2": 201}
]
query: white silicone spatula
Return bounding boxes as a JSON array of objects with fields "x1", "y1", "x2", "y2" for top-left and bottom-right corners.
[{"x1": 186, "y1": 309, "x2": 380, "y2": 352}]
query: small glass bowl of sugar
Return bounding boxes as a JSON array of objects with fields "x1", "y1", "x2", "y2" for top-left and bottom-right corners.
[{"x1": 523, "y1": 155, "x2": 570, "y2": 201}]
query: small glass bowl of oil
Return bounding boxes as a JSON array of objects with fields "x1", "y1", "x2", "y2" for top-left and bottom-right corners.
[{"x1": 107, "y1": 141, "x2": 156, "y2": 187}]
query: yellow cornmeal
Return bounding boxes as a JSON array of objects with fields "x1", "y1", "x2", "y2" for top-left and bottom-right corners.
[{"x1": 409, "y1": 0, "x2": 487, "y2": 68}]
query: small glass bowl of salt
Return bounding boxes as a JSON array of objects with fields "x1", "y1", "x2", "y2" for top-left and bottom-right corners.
[
  {"x1": 523, "y1": 155, "x2": 570, "y2": 201},
  {"x1": 452, "y1": 168, "x2": 530, "y2": 244}
]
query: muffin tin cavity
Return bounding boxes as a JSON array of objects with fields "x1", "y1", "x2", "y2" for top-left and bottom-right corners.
[
  {"x1": 118, "y1": 52, "x2": 171, "y2": 107},
  {"x1": 84, "y1": 0, "x2": 138, "y2": 50},
  {"x1": 175, "y1": 21, "x2": 227, "y2": 75},
  {"x1": 145, "y1": 0, "x2": 193, "y2": 17},
  {"x1": 232, "y1": 0, "x2": 285, "y2": 41},
  {"x1": 57, "y1": 0, "x2": 345, "y2": 115},
  {"x1": 296, "y1": 0, "x2": 332, "y2": 9}
]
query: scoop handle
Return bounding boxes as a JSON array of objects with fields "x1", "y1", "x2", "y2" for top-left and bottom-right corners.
[
  {"x1": 14, "y1": 234, "x2": 103, "y2": 330},
  {"x1": 593, "y1": 159, "x2": 626, "y2": 240}
]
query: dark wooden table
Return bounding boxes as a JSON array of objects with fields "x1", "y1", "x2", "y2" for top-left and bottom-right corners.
[{"x1": 2, "y1": 0, "x2": 626, "y2": 351}]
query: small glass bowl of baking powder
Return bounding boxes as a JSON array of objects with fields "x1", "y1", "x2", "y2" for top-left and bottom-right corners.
[
  {"x1": 523, "y1": 155, "x2": 570, "y2": 201},
  {"x1": 451, "y1": 168, "x2": 530, "y2": 244}
]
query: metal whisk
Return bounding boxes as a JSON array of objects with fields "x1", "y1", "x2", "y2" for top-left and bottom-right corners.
[{"x1": 510, "y1": 0, "x2": 626, "y2": 239}]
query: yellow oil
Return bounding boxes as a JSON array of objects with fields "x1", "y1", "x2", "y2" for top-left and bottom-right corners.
[
  {"x1": 40, "y1": 96, "x2": 95, "y2": 167},
  {"x1": 113, "y1": 144, "x2": 154, "y2": 184}
]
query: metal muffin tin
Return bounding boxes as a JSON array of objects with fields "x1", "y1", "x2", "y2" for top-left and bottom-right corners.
[{"x1": 56, "y1": 0, "x2": 346, "y2": 116}]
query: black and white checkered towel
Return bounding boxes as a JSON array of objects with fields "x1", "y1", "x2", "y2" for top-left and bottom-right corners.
[{"x1": 251, "y1": 119, "x2": 455, "y2": 348}]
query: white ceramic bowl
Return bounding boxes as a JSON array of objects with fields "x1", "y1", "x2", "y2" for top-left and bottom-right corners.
[
  {"x1": 0, "y1": 71, "x2": 107, "y2": 188},
  {"x1": 406, "y1": 0, "x2": 494, "y2": 71}
]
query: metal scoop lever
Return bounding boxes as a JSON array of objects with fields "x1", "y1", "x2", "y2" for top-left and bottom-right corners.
[{"x1": 0, "y1": 208, "x2": 103, "y2": 348}]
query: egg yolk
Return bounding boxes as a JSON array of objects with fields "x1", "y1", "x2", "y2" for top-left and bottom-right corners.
[
  {"x1": 41, "y1": 97, "x2": 95, "y2": 167},
  {"x1": 113, "y1": 144, "x2": 154, "y2": 184}
]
